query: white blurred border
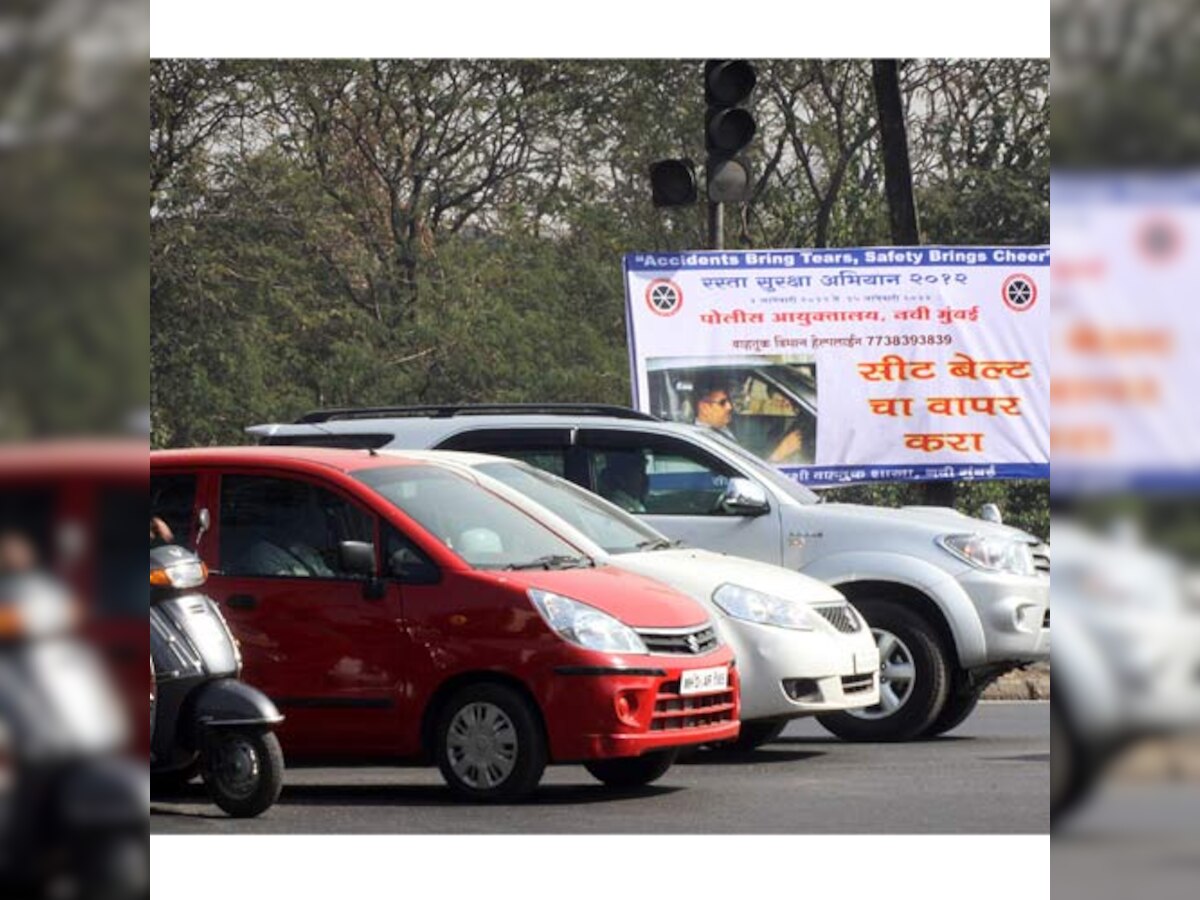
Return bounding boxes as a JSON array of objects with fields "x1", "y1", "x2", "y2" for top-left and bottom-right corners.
[
  {"x1": 150, "y1": 0, "x2": 1050, "y2": 59},
  {"x1": 152, "y1": 835, "x2": 1050, "y2": 900},
  {"x1": 148, "y1": 4, "x2": 1050, "y2": 899}
]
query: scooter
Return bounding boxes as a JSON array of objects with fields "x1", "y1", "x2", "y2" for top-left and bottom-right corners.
[
  {"x1": 150, "y1": 511, "x2": 284, "y2": 818},
  {"x1": 0, "y1": 568, "x2": 148, "y2": 899}
]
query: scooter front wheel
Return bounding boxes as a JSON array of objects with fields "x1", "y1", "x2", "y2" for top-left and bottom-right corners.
[{"x1": 201, "y1": 727, "x2": 284, "y2": 818}]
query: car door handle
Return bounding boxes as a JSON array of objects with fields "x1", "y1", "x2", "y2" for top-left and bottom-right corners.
[{"x1": 226, "y1": 594, "x2": 258, "y2": 611}]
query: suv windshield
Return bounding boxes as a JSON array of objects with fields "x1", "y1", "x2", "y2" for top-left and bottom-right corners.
[
  {"x1": 355, "y1": 465, "x2": 591, "y2": 570},
  {"x1": 686, "y1": 426, "x2": 821, "y2": 505},
  {"x1": 476, "y1": 460, "x2": 672, "y2": 555}
]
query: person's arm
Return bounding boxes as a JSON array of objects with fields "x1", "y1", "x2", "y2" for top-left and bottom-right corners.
[{"x1": 767, "y1": 430, "x2": 803, "y2": 463}]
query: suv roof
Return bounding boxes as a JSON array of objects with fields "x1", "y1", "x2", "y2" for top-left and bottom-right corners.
[
  {"x1": 296, "y1": 404, "x2": 657, "y2": 424},
  {"x1": 246, "y1": 406, "x2": 694, "y2": 450}
]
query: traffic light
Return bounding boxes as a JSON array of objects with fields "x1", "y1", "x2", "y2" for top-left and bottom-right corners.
[
  {"x1": 649, "y1": 158, "x2": 698, "y2": 208},
  {"x1": 704, "y1": 60, "x2": 756, "y2": 203}
]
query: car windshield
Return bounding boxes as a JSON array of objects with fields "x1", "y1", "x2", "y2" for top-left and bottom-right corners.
[
  {"x1": 687, "y1": 426, "x2": 821, "y2": 505},
  {"x1": 476, "y1": 460, "x2": 674, "y2": 555},
  {"x1": 354, "y1": 465, "x2": 592, "y2": 570}
]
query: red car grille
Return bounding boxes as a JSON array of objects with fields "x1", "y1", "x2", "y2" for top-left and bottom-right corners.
[{"x1": 650, "y1": 680, "x2": 737, "y2": 731}]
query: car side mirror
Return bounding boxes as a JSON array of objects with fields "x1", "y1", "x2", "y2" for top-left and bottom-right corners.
[
  {"x1": 195, "y1": 507, "x2": 211, "y2": 548},
  {"x1": 338, "y1": 540, "x2": 377, "y2": 577},
  {"x1": 978, "y1": 503, "x2": 1003, "y2": 525},
  {"x1": 720, "y1": 478, "x2": 770, "y2": 517},
  {"x1": 389, "y1": 549, "x2": 441, "y2": 585}
]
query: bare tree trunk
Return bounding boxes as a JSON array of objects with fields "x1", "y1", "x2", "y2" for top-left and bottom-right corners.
[
  {"x1": 873, "y1": 59, "x2": 953, "y2": 507},
  {"x1": 872, "y1": 60, "x2": 920, "y2": 245}
]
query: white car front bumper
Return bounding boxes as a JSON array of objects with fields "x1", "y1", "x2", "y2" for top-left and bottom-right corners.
[{"x1": 717, "y1": 611, "x2": 880, "y2": 722}]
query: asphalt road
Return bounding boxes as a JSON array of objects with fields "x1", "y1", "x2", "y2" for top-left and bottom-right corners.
[
  {"x1": 1055, "y1": 783, "x2": 1200, "y2": 900},
  {"x1": 151, "y1": 701, "x2": 1048, "y2": 835}
]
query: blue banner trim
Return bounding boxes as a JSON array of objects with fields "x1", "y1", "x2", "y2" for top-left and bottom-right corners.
[{"x1": 779, "y1": 463, "x2": 1049, "y2": 486}]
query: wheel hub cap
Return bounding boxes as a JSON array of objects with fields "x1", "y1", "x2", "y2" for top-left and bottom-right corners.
[
  {"x1": 213, "y1": 736, "x2": 261, "y2": 799},
  {"x1": 446, "y1": 702, "x2": 518, "y2": 789},
  {"x1": 849, "y1": 627, "x2": 916, "y2": 721}
]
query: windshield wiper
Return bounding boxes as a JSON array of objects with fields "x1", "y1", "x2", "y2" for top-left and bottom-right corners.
[
  {"x1": 504, "y1": 554, "x2": 594, "y2": 571},
  {"x1": 635, "y1": 538, "x2": 682, "y2": 551}
]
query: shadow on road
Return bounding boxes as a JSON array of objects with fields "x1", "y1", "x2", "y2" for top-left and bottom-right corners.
[
  {"x1": 988, "y1": 752, "x2": 1050, "y2": 763},
  {"x1": 683, "y1": 748, "x2": 825, "y2": 766},
  {"x1": 152, "y1": 781, "x2": 683, "y2": 816},
  {"x1": 774, "y1": 734, "x2": 974, "y2": 747}
]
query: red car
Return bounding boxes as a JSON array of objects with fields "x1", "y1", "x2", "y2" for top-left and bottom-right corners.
[{"x1": 150, "y1": 447, "x2": 739, "y2": 801}]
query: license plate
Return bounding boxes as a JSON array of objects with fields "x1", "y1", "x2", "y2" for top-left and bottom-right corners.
[{"x1": 679, "y1": 666, "x2": 728, "y2": 696}]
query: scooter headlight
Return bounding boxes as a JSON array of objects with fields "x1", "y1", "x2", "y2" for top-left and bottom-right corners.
[
  {"x1": 0, "y1": 577, "x2": 80, "y2": 640},
  {"x1": 149, "y1": 560, "x2": 208, "y2": 590}
]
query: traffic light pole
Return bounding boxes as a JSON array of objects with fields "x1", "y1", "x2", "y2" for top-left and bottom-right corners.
[{"x1": 708, "y1": 200, "x2": 724, "y2": 250}]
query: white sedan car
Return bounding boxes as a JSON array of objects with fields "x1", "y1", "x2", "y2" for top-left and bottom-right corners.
[{"x1": 403, "y1": 451, "x2": 880, "y2": 751}]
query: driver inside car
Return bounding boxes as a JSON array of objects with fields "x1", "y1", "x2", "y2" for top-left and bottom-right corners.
[{"x1": 597, "y1": 453, "x2": 649, "y2": 513}]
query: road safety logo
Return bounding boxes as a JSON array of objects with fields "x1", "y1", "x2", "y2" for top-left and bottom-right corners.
[
  {"x1": 645, "y1": 279, "x2": 683, "y2": 317},
  {"x1": 1136, "y1": 216, "x2": 1183, "y2": 264},
  {"x1": 1001, "y1": 273, "x2": 1037, "y2": 312}
]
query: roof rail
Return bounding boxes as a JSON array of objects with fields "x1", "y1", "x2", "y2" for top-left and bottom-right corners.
[{"x1": 295, "y1": 404, "x2": 659, "y2": 424}]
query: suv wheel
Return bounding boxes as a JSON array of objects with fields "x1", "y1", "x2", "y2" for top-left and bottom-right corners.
[
  {"x1": 817, "y1": 600, "x2": 950, "y2": 742},
  {"x1": 435, "y1": 683, "x2": 547, "y2": 802}
]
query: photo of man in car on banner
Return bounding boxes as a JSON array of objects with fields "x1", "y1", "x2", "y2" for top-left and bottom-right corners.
[{"x1": 624, "y1": 247, "x2": 1049, "y2": 485}]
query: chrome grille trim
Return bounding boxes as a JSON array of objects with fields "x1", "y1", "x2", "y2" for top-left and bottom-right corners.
[
  {"x1": 814, "y1": 603, "x2": 863, "y2": 634},
  {"x1": 634, "y1": 624, "x2": 720, "y2": 656}
]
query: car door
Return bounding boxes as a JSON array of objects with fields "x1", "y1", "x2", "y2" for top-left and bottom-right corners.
[
  {"x1": 206, "y1": 469, "x2": 407, "y2": 756},
  {"x1": 577, "y1": 429, "x2": 784, "y2": 565}
]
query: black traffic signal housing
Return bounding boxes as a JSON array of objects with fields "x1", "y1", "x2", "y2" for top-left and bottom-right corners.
[
  {"x1": 649, "y1": 157, "x2": 698, "y2": 208},
  {"x1": 704, "y1": 60, "x2": 756, "y2": 203}
]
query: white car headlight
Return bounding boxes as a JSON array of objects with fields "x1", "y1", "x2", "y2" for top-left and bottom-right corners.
[
  {"x1": 528, "y1": 589, "x2": 648, "y2": 654},
  {"x1": 938, "y1": 534, "x2": 1036, "y2": 577},
  {"x1": 712, "y1": 583, "x2": 815, "y2": 630}
]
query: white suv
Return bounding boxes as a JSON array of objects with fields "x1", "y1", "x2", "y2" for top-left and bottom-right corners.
[{"x1": 250, "y1": 403, "x2": 1051, "y2": 741}]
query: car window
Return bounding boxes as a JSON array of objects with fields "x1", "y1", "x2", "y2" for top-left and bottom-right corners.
[
  {"x1": 730, "y1": 370, "x2": 813, "y2": 464},
  {"x1": 219, "y1": 475, "x2": 376, "y2": 579},
  {"x1": 489, "y1": 448, "x2": 567, "y2": 477},
  {"x1": 150, "y1": 474, "x2": 197, "y2": 546},
  {"x1": 355, "y1": 464, "x2": 588, "y2": 570},
  {"x1": 382, "y1": 523, "x2": 441, "y2": 583},
  {"x1": 98, "y1": 485, "x2": 149, "y2": 616},
  {"x1": 583, "y1": 436, "x2": 736, "y2": 517},
  {"x1": 476, "y1": 461, "x2": 667, "y2": 554}
]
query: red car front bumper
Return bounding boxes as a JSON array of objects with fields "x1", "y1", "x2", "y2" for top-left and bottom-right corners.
[{"x1": 538, "y1": 649, "x2": 740, "y2": 762}]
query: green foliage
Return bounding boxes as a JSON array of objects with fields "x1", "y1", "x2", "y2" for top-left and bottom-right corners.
[{"x1": 150, "y1": 59, "x2": 1049, "y2": 534}]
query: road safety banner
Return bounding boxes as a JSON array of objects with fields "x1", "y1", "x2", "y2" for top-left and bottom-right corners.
[
  {"x1": 1052, "y1": 174, "x2": 1200, "y2": 492},
  {"x1": 623, "y1": 247, "x2": 1049, "y2": 485}
]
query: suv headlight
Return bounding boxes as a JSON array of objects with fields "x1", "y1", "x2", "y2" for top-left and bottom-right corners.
[
  {"x1": 528, "y1": 589, "x2": 648, "y2": 654},
  {"x1": 712, "y1": 583, "x2": 814, "y2": 630},
  {"x1": 938, "y1": 534, "x2": 1036, "y2": 577}
]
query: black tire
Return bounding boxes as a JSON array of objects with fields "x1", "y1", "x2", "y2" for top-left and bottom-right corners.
[
  {"x1": 584, "y1": 749, "x2": 678, "y2": 788},
  {"x1": 922, "y1": 681, "x2": 985, "y2": 738},
  {"x1": 435, "y1": 683, "x2": 547, "y2": 802},
  {"x1": 78, "y1": 834, "x2": 149, "y2": 900},
  {"x1": 151, "y1": 760, "x2": 201, "y2": 795},
  {"x1": 1051, "y1": 698, "x2": 1097, "y2": 825},
  {"x1": 201, "y1": 728, "x2": 284, "y2": 818},
  {"x1": 817, "y1": 600, "x2": 951, "y2": 742},
  {"x1": 712, "y1": 719, "x2": 789, "y2": 754}
]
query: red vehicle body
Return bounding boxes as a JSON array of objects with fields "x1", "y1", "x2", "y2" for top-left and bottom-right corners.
[
  {"x1": 0, "y1": 441, "x2": 147, "y2": 752},
  {"x1": 150, "y1": 447, "x2": 739, "y2": 799}
]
